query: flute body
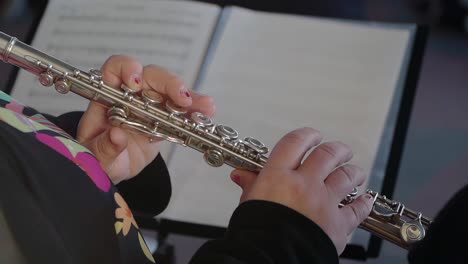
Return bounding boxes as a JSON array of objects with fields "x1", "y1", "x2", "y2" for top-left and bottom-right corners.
[{"x1": 0, "y1": 31, "x2": 432, "y2": 250}]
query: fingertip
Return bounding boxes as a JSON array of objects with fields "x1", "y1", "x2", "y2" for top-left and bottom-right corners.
[
  {"x1": 172, "y1": 85, "x2": 193, "y2": 107},
  {"x1": 363, "y1": 193, "x2": 375, "y2": 214},
  {"x1": 122, "y1": 69, "x2": 143, "y2": 92},
  {"x1": 230, "y1": 169, "x2": 244, "y2": 177},
  {"x1": 230, "y1": 168, "x2": 256, "y2": 176},
  {"x1": 126, "y1": 72, "x2": 144, "y2": 91},
  {"x1": 353, "y1": 193, "x2": 374, "y2": 220},
  {"x1": 231, "y1": 169, "x2": 258, "y2": 188},
  {"x1": 202, "y1": 96, "x2": 216, "y2": 116},
  {"x1": 191, "y1": 94, "x2": 216, "y2": 117},
  {"x1": 341, "y1": 193, "x2": 375, "y2": 234},
  {"x1": 101, "y1": 55, "x2": 143, "y2": 90},
  {"x1": 230, "y1": 174, "x2": 242, "y2": 187},
  {"x1": 230, "y1": 169, "x2": 248, "y2": 183},
  {"x1": 180, "y1": 85, "x2": 192, "y2": 98},
  {"x1": 204, "y1": 104, "x2": 216, "y2": 117},
  {"x1": 199, "y1": 94, "x2": 214, "y2": 105}
]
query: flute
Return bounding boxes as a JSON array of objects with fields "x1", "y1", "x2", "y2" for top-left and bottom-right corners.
[{"x1": 0, "y1": 31, "x2": 432, "y2": 250}]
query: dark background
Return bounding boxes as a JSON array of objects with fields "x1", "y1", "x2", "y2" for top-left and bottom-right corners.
[{"x1": 1, "y1": 0, "x2": 467, "y2": 263}]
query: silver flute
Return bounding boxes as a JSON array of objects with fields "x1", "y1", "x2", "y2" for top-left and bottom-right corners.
[{"x1": 0, "y1": 31, "x2": 432, "y2": 250}]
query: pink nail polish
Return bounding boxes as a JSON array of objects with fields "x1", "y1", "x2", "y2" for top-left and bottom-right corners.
[
  {"x1": 131, "y1": 73, "x2": 142, "y2": 85},
  {"x1": 231, "y1": 175, "x2": 241, "y2": 185},
  {"x1": 365, "y1": 194, "x2": 373, "y2": 200},
  {"x1": 179, "y1": 86, "x2": 191, "y2": 98}
]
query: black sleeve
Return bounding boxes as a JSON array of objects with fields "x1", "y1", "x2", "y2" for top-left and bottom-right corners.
[
  {"x1": 42, "y1": 111, "x2": 172, "y2": 216},
  {"x1": 407, "y1": 184, "x2": 468, "y2": 264},
  {"x1": 115, "y1": 154, "x2": 172, "y2": 216},
  {"x1": 190, "y1": 200, "x2": 339, "y2": 264}
]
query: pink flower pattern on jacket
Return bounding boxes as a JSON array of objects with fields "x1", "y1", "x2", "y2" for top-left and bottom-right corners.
[
  {"x1": 35, "y1": 133, "x2": 111, "y2": 192},
  {"x1": 0, "y1": 90, "x2": 156, "y2": 263},
  {"x1": 0, "y1": 91, "x2": 111, "y2": 192}
]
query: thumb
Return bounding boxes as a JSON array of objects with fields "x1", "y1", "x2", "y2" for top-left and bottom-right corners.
[
  {"x1": 230, "y1": 169, "x2": 258, "y2": 203},
  {"x1": 87, "y1": 127, "x2": 128, "y2": 172},
  {"x1": 341, "y1": 193, "x2": 374, "y2": 235}
]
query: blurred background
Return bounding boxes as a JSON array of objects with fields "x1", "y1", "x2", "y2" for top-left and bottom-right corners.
[{"x1": 1, "y1": 0, "x2": 467, "y2": 263}]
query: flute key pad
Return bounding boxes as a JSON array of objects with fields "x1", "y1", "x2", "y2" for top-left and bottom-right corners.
[
  {"x1": 142, "y1": 89, "x2": 164, "y2": 107},
  {"x1": 215, "y1": 125, "x2": 239, "y2": 140},
  {"x1": 191, "y1": 112, "x2": 214, "y2": 127},
  {"x1": 166, "y1": 100, "x2": 188, "y2": 115},
  {"x1": 39, "y1": 72, "x2": 54, "y2": 87}
]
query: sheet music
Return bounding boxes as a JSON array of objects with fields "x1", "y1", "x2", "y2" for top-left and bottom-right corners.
[
  {"x1": 161, "y1": 6, "x2": 413, "y2": 232},
  {"x1": 10, "y1": 0, "x2": 220, "y2": 160},
  {"x1": 11, "y1": 0, "x2": 219, "y2": 114}
]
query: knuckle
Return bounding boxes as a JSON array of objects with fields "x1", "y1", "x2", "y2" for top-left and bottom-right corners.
[
  {"x1": 300, "y1": 127, "x2": 321, "y2": 135},
  {"x1": 106, "y1": 54, "x2": 123, "y2": 62},
  {"x1": 101, "y1": 55, "x2": 122, "y2": 70},
  {"x1": 108, "y1": 54, "x2": 134, "y2": 64},
  {"x1": 167, "y1": 75, "x2": 185, "y2": 89},
  {"x1": 316, "y1": 142, "x2": 340, "y2": 159},
  {"x1": 103, "y1": 55, "x2": 141, "y2": 77},
  {"x1": 283, "y1": 128, "x2": 321, "y2": 145},
  {"x1": 283, "y1": 130, "x2": 307, "y2": 145},
  {"x1": 301, "y1": 127, "x2": 322, "y2": 140},
  {"x1": 165, "y1": 72, "x2": 185, "y2": 90},
  {"x1": 338, "y1": 164, "x2": 361, "y2": 186},
  {"x1": 316, "y1": 141, "x2": 352, "y2": 160},
  {"x1": 144, "y1": 64, "x2": 164, "y2": 73}
]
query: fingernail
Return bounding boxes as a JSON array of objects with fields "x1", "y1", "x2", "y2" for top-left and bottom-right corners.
[
  {"x1": 365, "y1": 194, "x2": 374, "y2": 200},
  {"x1": 132, "y1": 74, "x2": 142, "y2": 85},
  {"x1": 231, "y1": 175, "x2": 241, "y2": 186},
  {"x1": 179, "y1": 86, "x2": 191, "y2": 98}
]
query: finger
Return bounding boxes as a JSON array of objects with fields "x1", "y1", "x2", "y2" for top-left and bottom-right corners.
[
  {"x1": 230, "y1": 169, "x2": 258, "y2": 203},
  {"x1": 299, "y1": 141, "x2": 353, "y2": 181},
  {"x1": 86, "y1": 127, "x2": 128, "y2": 172},
  {"x1": 340, "y1": 193, "x2": 374, "y2": 235},
  {"x1": 142, "y1": 64, "x2": 192, "y2": 107},
  {"x1": 189, "y1": 92, "x2": 216, "y2": 117},
  {"x1": 266, "y1": 128, "x2": 323, "y2": 170},
  {"x1": 77, "y1": 105, "x2": 107, "y2": 142},
  {"x1": 325, "y1": 164, "x2": 366, "y2": 203},
  {"x1": 101, "y1": 54, "x2": 144, "y2": 91},
  {"x1": 78, "y1": 55, "x2": 143, "y2": 141}
]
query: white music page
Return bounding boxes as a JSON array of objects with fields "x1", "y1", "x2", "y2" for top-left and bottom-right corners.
[
  {"x1": 160, "y1": 6, "x2": 413, "y2": 235},
  {"x1": 10, "y1": 0, "x2": 220, "y2": 160}
]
